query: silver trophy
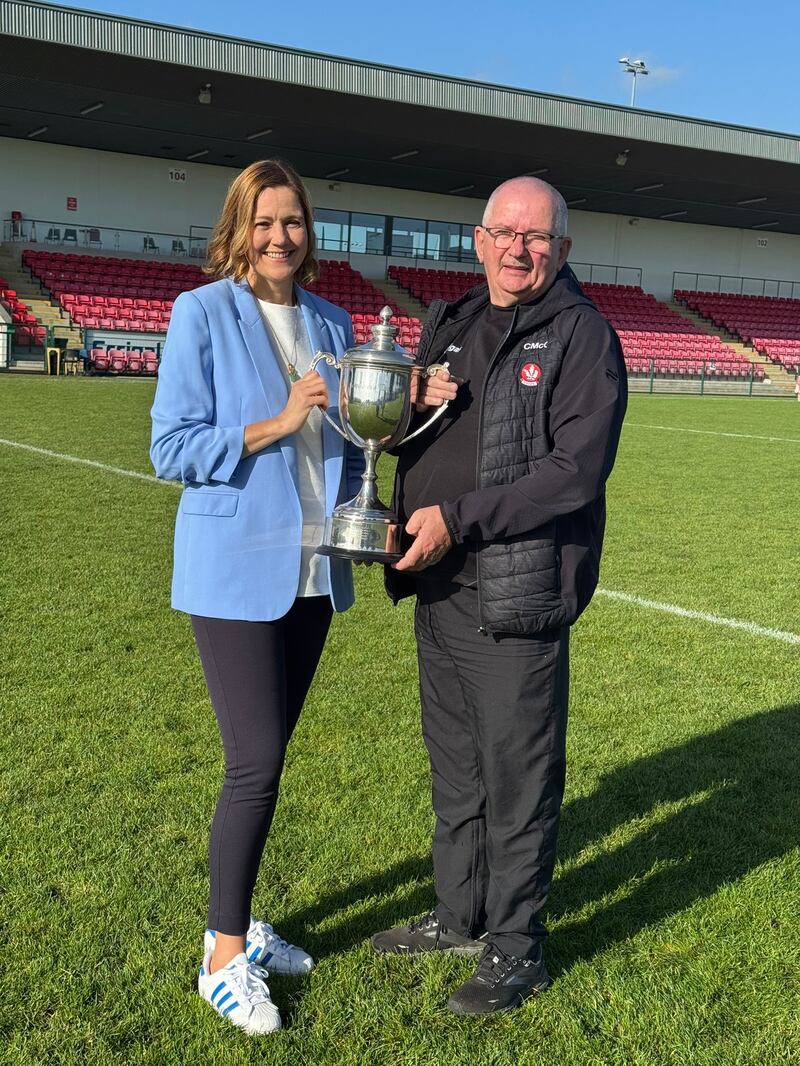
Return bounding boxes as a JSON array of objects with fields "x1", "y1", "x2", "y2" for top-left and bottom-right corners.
[{"x1": 310, "y1": 306, "x2": 450, "y2": 562}]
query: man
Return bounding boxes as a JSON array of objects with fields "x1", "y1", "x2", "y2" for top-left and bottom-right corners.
[{"x1": 371, "y1": 177, "x2": 627, "y2": 1015}]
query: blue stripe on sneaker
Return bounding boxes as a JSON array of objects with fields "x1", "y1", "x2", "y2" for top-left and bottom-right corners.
[
  {"x1": 222, "y1": 1000, "x2": 240, "y2": 1016},
  {"x1": 248, "y1": 944, "x2": 261, "y2": 962},
  {"x1": 216, "y1": 991, "x2": 232, "y2": 1009},
  {"x1": 262, "y1": 951, "x2": 273, "y2": 964},
  {"x1": 210, "y1": 981, "x2": 226, "y2": 1004}
]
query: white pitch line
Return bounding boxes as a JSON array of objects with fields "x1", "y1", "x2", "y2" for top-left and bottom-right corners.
[
  {"x1": 0, "y1": 438, "x2": 177, "y2": 487},
  {"x1": 596, "y1": 589, "x2": 800, "y2": 645},
  {"x1": 3, "y1": 436, "x2": 797, "y2": 645},
  {"x1": 625, "y1": 422, "x2": 800, "y2": 444}
]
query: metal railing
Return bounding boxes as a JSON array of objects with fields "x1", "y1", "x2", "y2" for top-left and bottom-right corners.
[
  {"x1": 3, "y1": 217, "x2": 209, "y2": 259},
  {"x1": 628, "y1": 359, "x2": 770, "y2": 396},
  {"x1": 673, "y1": 271, "x2": 800, "y2": 299},
  {"x1": 0, "y1": 323, "x2": 13, "y2": 368},
  {"x1": 572, "y1": 262, "x2": 643, "y2": 287}
]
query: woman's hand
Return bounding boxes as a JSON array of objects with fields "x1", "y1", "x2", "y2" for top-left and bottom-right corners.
[
  {"x1": 277, "y1": 370, "x2": 329, "y2": 435},
  {"x1": 241, "y1": 370, "x2": 329, "y2": 457}
]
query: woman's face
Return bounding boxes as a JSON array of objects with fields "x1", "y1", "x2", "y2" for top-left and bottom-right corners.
[{"x1": 247, "y1": 185, "x2": 308, "y2": 300}]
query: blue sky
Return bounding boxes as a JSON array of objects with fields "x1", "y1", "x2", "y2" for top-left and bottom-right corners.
[{"x1": 62, "y1": 0, "x2": 799, "y2": 133}]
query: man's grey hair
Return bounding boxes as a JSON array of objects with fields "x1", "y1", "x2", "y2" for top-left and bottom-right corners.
[{"x1": 481, "y1": 176, "x2": 569, "y2": 236}]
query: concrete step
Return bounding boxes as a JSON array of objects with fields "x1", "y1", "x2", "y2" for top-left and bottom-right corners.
[
  {"x1": 9, "y1": 357, "x2": 45, "y2": 373},
  {"x1": 1, "y1": 246, "x2": 83, "y2": 345},
  {"x1": 380, "y1": 277, "x2": 427, "y2": 320}
]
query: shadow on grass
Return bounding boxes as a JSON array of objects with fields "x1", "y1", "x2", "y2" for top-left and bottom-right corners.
[
  {"x1": 290, "y1": 704, "x2": 799, "y2": 974},
  {"x1": 549, "y1": 703, "x2": 800, "y2": 973},
  {"x1": 288, "y1": 855, "x2": 434, "y2": 960}
]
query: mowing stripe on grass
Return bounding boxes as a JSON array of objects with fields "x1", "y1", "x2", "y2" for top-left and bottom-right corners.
[
  {"x1": 596, "y1": 589, "x2": 800, "y2": 645},
  {"x1": 4, "y1": 436, "x2": 798, "y2": 645},
  {"x1": 625, "y1": 422, "x2": 800, "y2": 444},
  {"x1": 0, "y1": 438, "x2": 177, "y2": 487}
]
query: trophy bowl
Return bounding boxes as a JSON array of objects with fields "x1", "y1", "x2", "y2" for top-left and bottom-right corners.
[{"x1": 311, "y1": 307, "x2": 449, "y2": 563}]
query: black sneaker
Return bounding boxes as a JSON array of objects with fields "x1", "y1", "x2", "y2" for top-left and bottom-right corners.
[
  {"x1": 371, "y1": 911, "x2": 487, "y2": 956},
  {"x1": 447, "y1": 944, "x2": 552, "y2": 1015}
]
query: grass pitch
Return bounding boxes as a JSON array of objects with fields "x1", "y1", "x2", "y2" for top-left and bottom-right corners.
[{"x1": 1, "y1": 378, "x2": 798, "y2": 1065}]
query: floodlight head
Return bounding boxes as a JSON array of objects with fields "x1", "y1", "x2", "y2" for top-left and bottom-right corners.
[{"x1": 619, "y1": 56, "x2": 629, "y2": 64}]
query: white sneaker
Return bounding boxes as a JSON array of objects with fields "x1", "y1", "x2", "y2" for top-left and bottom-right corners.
[
  {"x1": 198, "y1": 951, "x2": 282, "y2": 1035},
  {"x1": 204, "y1": 917, "x2": 314, "y2": 976}
]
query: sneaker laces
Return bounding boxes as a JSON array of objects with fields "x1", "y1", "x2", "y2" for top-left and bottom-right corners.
[
  {"x1": 250, "y1": 919, "x2": 295, "y2": 956},
  {"x1": 475, "y1": 948, "x2": 532, "y2": 987},
  {"x1": 407, "y1": 911, "x2": 439, "y2": 935},
  {"x1": 224, "y1": 959, "x2": 272, "y2": 1008}
]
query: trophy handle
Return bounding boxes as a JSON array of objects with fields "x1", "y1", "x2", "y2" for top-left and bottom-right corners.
[
  {"x1": 309, "y1": 350, "x2": 349, "y2": 440},
  {"x1": 396, "y1": 362, "x2": 451, "y2": 445}
]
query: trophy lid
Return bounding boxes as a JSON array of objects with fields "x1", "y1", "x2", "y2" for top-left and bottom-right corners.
[{"x1": 341, "y1": 306, "x2": 416, "y2": 371}]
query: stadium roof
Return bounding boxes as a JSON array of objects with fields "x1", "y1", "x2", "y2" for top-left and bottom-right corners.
[{"x1": 2, "y1": 0, "x2": 800, "y2": 233}]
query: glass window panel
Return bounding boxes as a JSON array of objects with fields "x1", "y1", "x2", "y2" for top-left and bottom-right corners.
[
  {"x1": 313, "y1": 208, "x2": 349, "y2": 253},
  {"x1": 426, "y1": 220, "x2": 463, "y2": 262},
  {"x1": 391, "y1": 217, "x2": 426, "y2": 258},
  {"x1": 349, "y1": 212, "x2": 386, "y2": 255},
  {"x1": 458, "y1": 224, "x2": 477, "y2": 263}
]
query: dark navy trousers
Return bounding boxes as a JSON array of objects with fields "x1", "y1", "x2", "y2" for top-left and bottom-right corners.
[{"x1": 192, "y1": 598, "x2": 332, "y2": 935}]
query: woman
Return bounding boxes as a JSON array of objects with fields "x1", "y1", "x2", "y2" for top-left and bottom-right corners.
[{"x1": 150, "y1": 159, "x2": 363, "y2": 1035}]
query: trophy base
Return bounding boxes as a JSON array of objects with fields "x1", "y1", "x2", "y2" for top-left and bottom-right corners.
[{"x1": 316, "y1": 508, "x2": 403, "y2": 563}]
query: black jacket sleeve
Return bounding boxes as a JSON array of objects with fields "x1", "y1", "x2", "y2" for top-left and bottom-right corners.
[{"x1": 441, "y1": 309, "x2": 627, "y2": 543}]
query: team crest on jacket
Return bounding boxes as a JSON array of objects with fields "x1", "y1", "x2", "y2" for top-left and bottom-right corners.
[{"x1": 519, "y1": 362, "x2": 541, "y2": 387}]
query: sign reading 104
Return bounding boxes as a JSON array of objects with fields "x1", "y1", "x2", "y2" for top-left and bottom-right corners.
[{"x1": 169, "y1": 169, "x2": 188, "y2": 183}]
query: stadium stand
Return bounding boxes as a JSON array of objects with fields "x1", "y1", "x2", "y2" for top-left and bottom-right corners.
[
  {"x1": 22, "y1": 251, "x2": 206, "y2": 333},
  {"x1": 5, "y1": 250, "x2": 788, "y2": 380},
  {"x1": 675, "y1": 290, "x2": 800, "y2": 374},
  {"x1": 585, "y1": 283, "x2": 761, "y2": 379},
  {"x1": 388, "y1": 267, "x2": 761, "y2": 379},
  {"x1": 307, "y1": 260, "x2": 422, "y2": 352},
  {"x1": 388, "y1": 265, "x2": 483, "y2": 307},
  {"x1": 17, "y1": 251, "x2": 424, "y2": 358}
]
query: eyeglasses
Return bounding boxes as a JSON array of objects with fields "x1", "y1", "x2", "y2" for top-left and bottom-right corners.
[{"x1": 481, "y1": 227, "x2": 563, "y2": 251}]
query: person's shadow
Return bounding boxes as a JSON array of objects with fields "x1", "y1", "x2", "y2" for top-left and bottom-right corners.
[
  {"x1": 280, "y1": 703, "x2": 798, "y2": 994},
  {"x1": 547, "y1": 702, "x2": 799, "y2": 973}
]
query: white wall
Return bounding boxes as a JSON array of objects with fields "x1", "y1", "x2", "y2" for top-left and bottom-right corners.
[{"x1": 1, "y1": 137, "x2": 798, "y2": 299}]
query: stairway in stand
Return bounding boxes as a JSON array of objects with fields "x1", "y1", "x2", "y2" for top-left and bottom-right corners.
[
  {"x1": 379, "y1": 277, "x2": 427, "y2": 321},
  {"x1": 668, "y1": 299, "x2": 796, "y2": 395},
  {"x1": 0, "y1": 244, "x2": 84, "y2": 364}
]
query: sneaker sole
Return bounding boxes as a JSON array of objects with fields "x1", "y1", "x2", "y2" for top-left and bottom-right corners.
[{"x1": 370, "y1": 938, "x2": 486, "y2": 958}]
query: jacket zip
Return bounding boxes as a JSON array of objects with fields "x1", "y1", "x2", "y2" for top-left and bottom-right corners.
[{"x1": 475, "y1": 305, "x2": 519, "y2": 634}]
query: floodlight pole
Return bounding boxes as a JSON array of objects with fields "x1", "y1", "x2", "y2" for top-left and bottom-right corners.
[{"x1": 619, "y1": 57, "x2": 649, "y2": 107}]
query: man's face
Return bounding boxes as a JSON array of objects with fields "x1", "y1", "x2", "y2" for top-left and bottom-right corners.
[{"x1": 475, "y1": 185, "x2": 572, "y2": 307}]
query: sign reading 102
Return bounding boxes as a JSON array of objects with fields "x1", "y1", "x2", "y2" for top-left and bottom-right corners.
[{"x1": 169, "y1": 169, "x2": 188, "y2": 183}]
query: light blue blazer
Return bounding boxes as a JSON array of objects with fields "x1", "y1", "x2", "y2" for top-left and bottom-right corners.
[{"x1": 150, "y1": 277, "x2": 364, "y2": 621}]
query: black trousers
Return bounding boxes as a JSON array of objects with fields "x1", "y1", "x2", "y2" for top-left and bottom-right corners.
[
  {"x1": 191, "y1": 598, "x2": 332, "y2": 935},
  {"x1": 414, "y1": 582, "x2": 569, "y2": 960}
]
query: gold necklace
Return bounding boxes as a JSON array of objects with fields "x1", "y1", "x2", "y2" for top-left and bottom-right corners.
[{"x1": 270, "y1": 304, "x2": 301, "y2": 381}]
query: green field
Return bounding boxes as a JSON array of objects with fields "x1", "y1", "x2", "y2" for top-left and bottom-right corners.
[{"x1": 1, "y1": 377, "x2": 798, "y2": 1066}]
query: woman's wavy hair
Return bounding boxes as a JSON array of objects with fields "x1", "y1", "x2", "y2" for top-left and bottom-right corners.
[{"x1": 204, "y1": 159, "x2": 318, "y2": 286}]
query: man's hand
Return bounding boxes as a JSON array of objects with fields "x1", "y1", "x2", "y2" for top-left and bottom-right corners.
[
  {"x1": 410, "y1": 366, "x2": 460, "y2": 412},
  {"x1": 393, "y1": 505, "x2": 453, "y2": 572}
]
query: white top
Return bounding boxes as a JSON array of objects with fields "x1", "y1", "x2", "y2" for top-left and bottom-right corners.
[{"x1": 256, "y1": 299, "x2": 330, "y2": 599}]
